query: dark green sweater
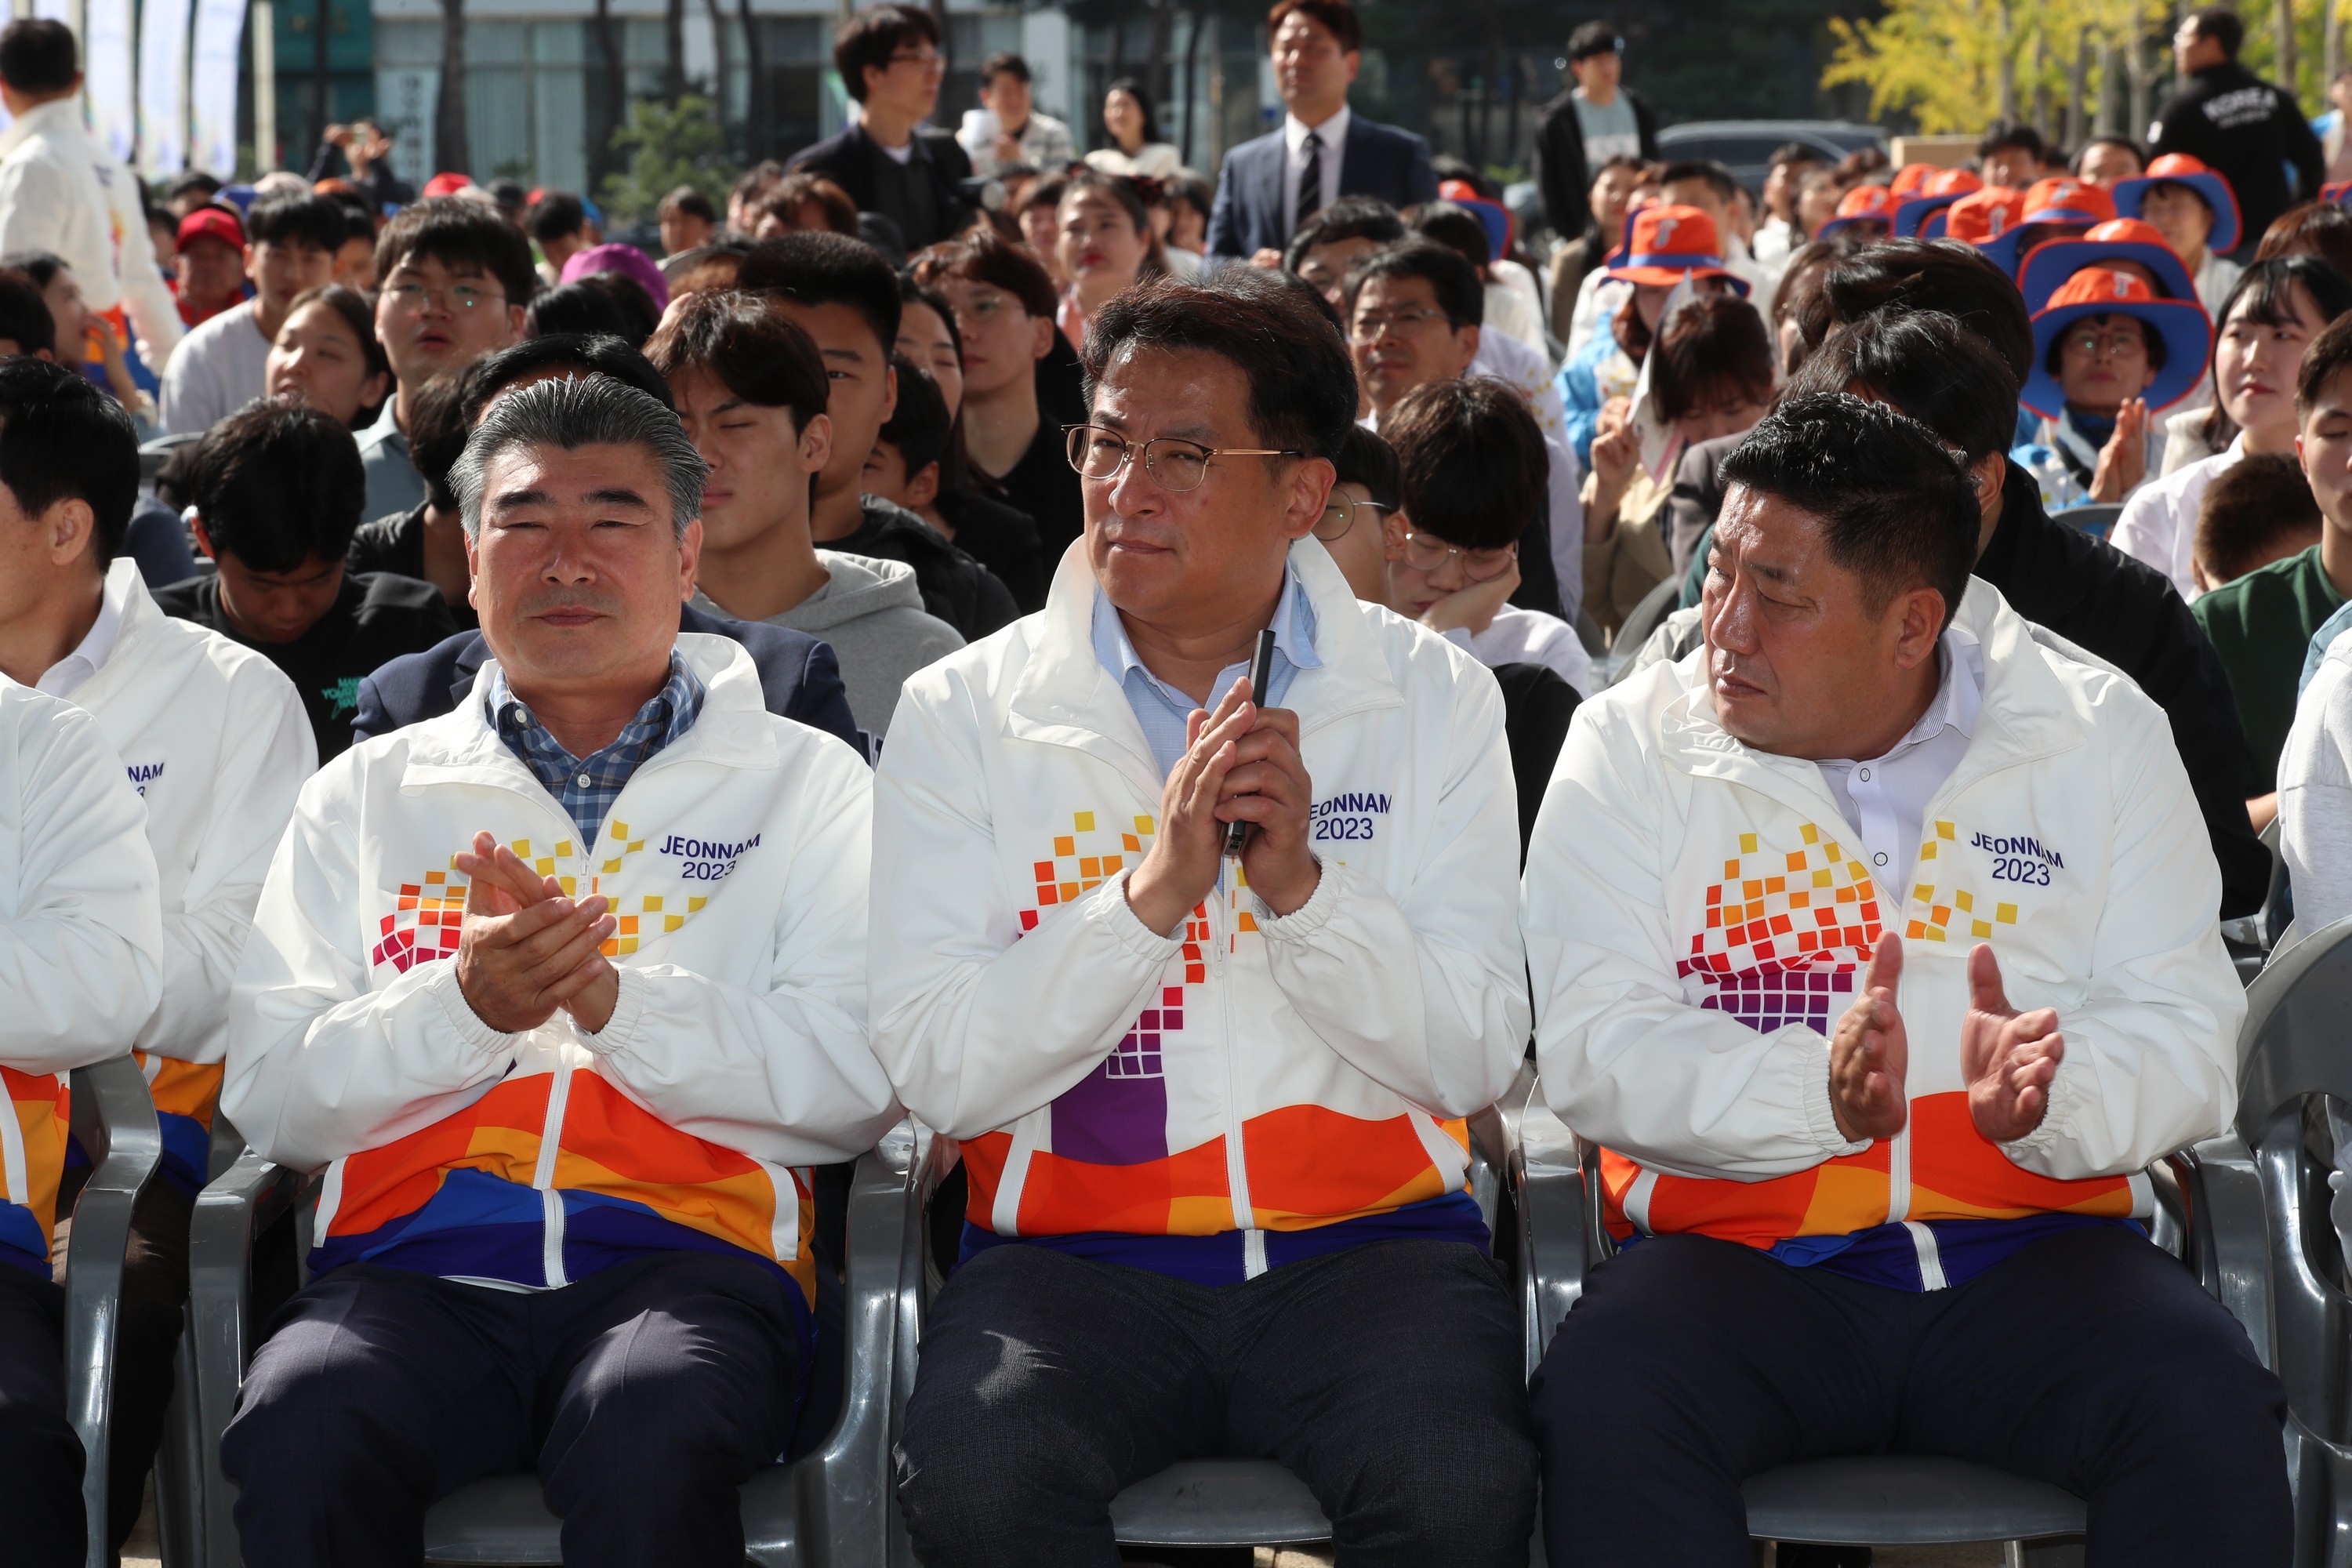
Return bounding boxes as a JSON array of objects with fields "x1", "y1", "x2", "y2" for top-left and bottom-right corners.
[{"x1": 2192, "y1": 542, "x2": 2348, "y2": 793}]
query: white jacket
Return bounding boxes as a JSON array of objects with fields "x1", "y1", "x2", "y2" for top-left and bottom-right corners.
[
  {"x1": 0, "y1": 98, "x2": 183, "y2": 368},
  {"x1": 869, "y1": 539, "x2": 1528, "y2": 1264},
  {"x1": 1523, "y1": 580, "x2": 2241, "y2": 1263},
  {"x1": 2111, "y1": 435, "x2": 2245, "y2": 602},
  {"x1": 226, "y1": 635, "x2": 898, "y2": 1294},
  {"x1": 63, "y1": 561, "x2": 311, "y2": 1180},
  {"x1": 0, "y1": 678, "x2": 162, "y2": 1265}
]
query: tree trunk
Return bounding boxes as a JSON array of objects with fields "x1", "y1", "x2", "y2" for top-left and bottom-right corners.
[
  {"x1": 2128, "y1": 0, "x2": 2152, "y2": 140},
  {"x1": 2097, "y1": 32, "x2": 2120, "y2": 132},
  {"x1": 2067, "y1": 29, "x2": 2089, "y2": 147},
  {"x1": 435, "y1": 0, "x2": 468, "y2": 175},
  {"x1": 1178, "y1": 8, "x2": 1201, "y2": 165},
  {"x1": 739, "y1": 0, "x2": 766, "y2": 162},
  {"x1": 664, "y1": 0, "x2": 685, "y2": 105},
  {"x1": 2032, "y1": 27, "x2": 2052, "y2": 140},
  {"x1": 1996, "y1": 0, "x2": 2020, "y2": 122},
  {"x1": 591, "y1": 0, "x2": 622, "y2": 186},
  {"x1": 702, "y1": 0, "x2": 730, "y2": 145},
  {"x1": 2278, "y1": 0, "x2": 2299, "y2": 109},
  {"x1": 1147, "y1": 0, "x2": 1173, "y2": 132},
  {"x1": 2328, "y1": 0, "x2": 2343, "y2": 105}
]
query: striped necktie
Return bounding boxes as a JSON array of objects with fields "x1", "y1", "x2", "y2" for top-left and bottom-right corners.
[{"x1": 1296, "y1": 129, "x2": 1323, "y2": 237}]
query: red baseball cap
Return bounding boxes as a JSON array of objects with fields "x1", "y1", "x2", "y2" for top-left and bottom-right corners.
[
  {"x1": 1944, "y1": 185, "x2": 2025, "y2": 245},
  {"x1": 176, "y1": 205, "x2": 245, "y2": 252},
  {"x1": 1890, "y1": 162, "x2": 1937, "y2": 198},
  {"x1": 1604, "y1": 205, "x2": 1749, "y2": 293},
  {"x1": 422, "y1": 172, "x2": 475, "y2": 199}
]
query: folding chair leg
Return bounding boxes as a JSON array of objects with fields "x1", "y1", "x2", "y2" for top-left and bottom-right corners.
[
  {"x1": 153, "y1": 1319, "x2": 205, "y2": 1567},
  {"x1": 2009, "y1": 1537, "x2": 2085, "y2": 1566}
]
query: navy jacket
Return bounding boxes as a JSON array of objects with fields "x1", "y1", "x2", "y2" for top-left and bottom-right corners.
[
  {"x1": 351, "y1": 603, "x2": 867, "y2": 756},
  {"x1": 1205, "y1": 114, "x2": 1439, "y2": 259}
]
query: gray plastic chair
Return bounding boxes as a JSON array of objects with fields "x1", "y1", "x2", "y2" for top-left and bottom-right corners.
[
  {"x1": 62, "y1": 1055, "x2": 165, "y2": 1568},
  {"x1": 895, "y1": 1102, "x2": 1522, "y2": 1555},
  {"x1": 1602, "y1": 576, "x2": 1684, "y2": 690},
  {"x1": 1505, "y1": 1065, "x2": 2264, "y2": 1561},
  {"x1": 2052, "y1": 502, "x2": 2122, "y2": 539},
  {"x1": 183, "y1": 1123, "x2": 927, "y2": 1567},
  {"x1": 2218, "y1": 914, "x2": 2352, "y2": 1567}
]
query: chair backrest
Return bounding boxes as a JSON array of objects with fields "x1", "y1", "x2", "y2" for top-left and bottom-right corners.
[
  {"x1": 2231, "y1": 914, "x2": 2352, "y2": 1450},
  {"x1": 2053, "y1": 502, "x2": 2121, "y2": 539},
  {"x1": 1604, "y1": 576, "x2": 1684, "y2": 688}
]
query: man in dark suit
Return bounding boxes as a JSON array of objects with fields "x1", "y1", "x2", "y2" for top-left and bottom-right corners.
[
  {"x1": 786, "y1": 4, "x2": 975, "y2": 253},
  {"x1": 352, "y1": 603, "x2": 866, "y2": 754},
  {"x1": 1204, "y1": 0, "x2": 1439, "y2": 264}
]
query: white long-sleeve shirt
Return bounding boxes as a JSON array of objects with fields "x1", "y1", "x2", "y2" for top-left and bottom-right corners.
[{"x1": 0, "y1": 97, "x2": 183, "y2": 370}]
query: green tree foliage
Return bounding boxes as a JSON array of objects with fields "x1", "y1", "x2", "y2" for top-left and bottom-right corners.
[{"x1": 600, "y1": 94, "x2": 739, "y2": 223}]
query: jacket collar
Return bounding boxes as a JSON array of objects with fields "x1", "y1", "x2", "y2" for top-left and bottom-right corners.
[
  {"x1": 0, "y1": 97, "x2": 85, "y2": 159},
  {"x1": 399, "y1": 633, "x2": 778, "y2": 804},
  {"x1": 1656, "y1": 578, "x2": 2088, "y2": 822},
  {"x1": 1006, "y1": 535, "x2": 1403, "y2": 794}
]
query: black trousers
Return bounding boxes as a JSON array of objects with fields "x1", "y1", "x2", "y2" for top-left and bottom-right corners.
[
  {"x1": 1530, "y1": 1225, "x2": 2291, "y2": 1566},
  {"x1": 221, "y1": 1250, "x2": 805, "y2": 1568},
  {"x1": 896, "y1": 1239, "x2": 1537, "y2": 1567},
  {"x1": 0, "y1": 1263, "x2": 80, "y2": 1567}
]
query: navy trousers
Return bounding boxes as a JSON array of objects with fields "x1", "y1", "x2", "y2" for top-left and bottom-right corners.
[
  {"x1": 1531, "y1": 1225, "x2": 2290, "y2": 1566},
  {"x1": 222, "y1": 1249, "x2": 804, "y2": 1568},
  {"x1": 0, "y1": 1264, "x2": 81, "y2": 1567},
  {"x1": 896, "y1": 1238, "x2": 1537, "y2": 1567}
]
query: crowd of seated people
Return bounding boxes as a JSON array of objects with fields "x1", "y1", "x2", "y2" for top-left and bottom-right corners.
[{"x1": 2, "y1": 0, "x2": 2351, "y2": 1563}]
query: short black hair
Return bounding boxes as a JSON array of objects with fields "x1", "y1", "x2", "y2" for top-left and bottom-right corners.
[
  {"x1": 1804, "y1": 239, "x2": 2035, "y2": 387},
  {"x1": 1285, "y1": 196, "x2": 1405, "y2": 272},
  {"x1": 2071, "y1": 135, "x2": 2146, "y2": 176},
  {"x1": 187, "y1": 399, "x2": 368, "y2": 572},
  {"x1": 1566, "y1": 20, "x2": 1620, "y2": 60},
  {"x1": 1657, "y1": 159, "x2": 1740, "y2": 207},
  {"x1": 1767, "y1": 142, "x2": 1825, "y2": 172},
  {"x1": 405, "y1": 373, "x2": 471, "y2": 514},
  {"x1": 738, "y1": 230, "x2": 902, "y2": 357},
  {"x1": 1383, "y1": 376, "x2": 1544, "y2": 552},
  {"x1": 1341, "y1": 239, "x2": 1484, "y2": 328},
  {"x1": 326, "y1": 188, "x2": 377, "y2": 241},
  {"x1": 246, "y1": 191, "x2": 347, "y2": 254},
  {"x1": 1788, "y1": 308, "x2": 2021, "y2": 464},
  {"x1": 1718, "y1": 391, "x2": 1978, "y2": 630},
  {"x1": 981, "y1": 50, "x2": 1031, "y2": 85},
  {"x1": 1650, "y1": 294, "x2": 1775, "y2": 426},
  {"x1": 1268, "y1": 0, "x2": 1363, "y2": 53},
  {"x1": 374, "y1": 198, "x2": 539, "y2": 312},
  {"x1": 1405, "y1": 201, "x2": 1494, "y2": 268},
  {"x1": 166, "y1": 171, "x2": 223, "y2": 205},
  {"x1": 0, "y1": 19, "x2": 75, "y2": 94},
  {"x1": 1083, "y1": 268, "x2": 1359, "y2": 463},
  {"x1": 879, "y1": 351, "x2": 952, "y2": 475},
  {"x1": 658, "y1": 185, "x2": 717, "y2": 223},
  {"x1": 525, "y1": 280, "x2": 635, "y2": 340},
  {"x1": 527, "y1": 191, "x2": 589, "y2": 243},
  {"x1": 645, "y1": 290, "x2": 832, "y2": 438},
  {"x1": 457, "y1": 334, "x2": 676, "y2": 426},
  {"x1": 2198, "y1": 452, "x2": 2319, "y2": 581},
  {"x1": 2299, "y1": 307, "x2": 2352, "y2": 411},
  {"x1": 1976, "y1": 121, "x2": 2047, "y2": 162},
  {"x1": 2187, "y1": 5, "x2": 2244, "y2": 57},
  {"x1": 0, "y1": 270, "x2": 54, "y2": 358},
  {"x1": 0, "y1": 357, "x2": 136, "y2": 569},
  {"x1": 833, "y1": 5, "x2": 939, "y2": 103},
  {"x1": 1334, "y1": 423, "x2": 1399, "y2": 509}
]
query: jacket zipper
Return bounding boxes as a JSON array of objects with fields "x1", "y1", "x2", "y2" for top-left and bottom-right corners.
[
  {"x1": 1214, "y1": 855, "x2": 1263, "y2": 1276},
  {"x1": 534, "y1": 1050, "x2": 575, "y2": 1287}
]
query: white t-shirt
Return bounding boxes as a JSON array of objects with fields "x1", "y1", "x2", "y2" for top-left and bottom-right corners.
[
  {"x1": 2281, "y1": 619, "x2": 2352, "y2": 935},
  {"x1": 159, "y1": 300, "x2": 272, "y2": 437},
  {"x1": 1443, "y1": 602, "x2": 1594, "y2": 696},
  {"x1": 2109, "y1": 434, "x2": 2246, "y2": 601}
]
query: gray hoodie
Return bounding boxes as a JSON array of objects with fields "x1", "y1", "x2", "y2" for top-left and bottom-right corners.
[{"x1": 694, "y1": 550, "x2": 963, "y2": 736}]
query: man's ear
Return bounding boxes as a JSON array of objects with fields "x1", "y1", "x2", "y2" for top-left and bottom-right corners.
[
  {"x1": 880, "y1": 362, "x2": 898, "y2": 424},
  {"x1": 1283, "y1": 456, "x2": 1337, "y2": 542},
  {"x1": 1896, "y1": 587, "x2": 1947, "y2": 668},
  {"x1": 906, "y1": 460, "x2": 940, "y2": 510},
  {"x1": 800, "y1": 411, "x2": 836, "y2": 477},
  {"x1": 503, "y1": 303, "x2": 528, "y2": 347},
  {"x1": 38, "y1": 495, "x2": 97, "y2": 568},
  {"x1": 190, "y1": 513, "x2": 218, "y2": 562},
  {"x1": 243, "y1": 242, "x2": 261, "y2": 282},
  {"x1": 1029, "y1": 313, "x2": 1055, "y2": 362},
  {"x1": 674, "y1": 516, "x2": 704, "y2": 601}
]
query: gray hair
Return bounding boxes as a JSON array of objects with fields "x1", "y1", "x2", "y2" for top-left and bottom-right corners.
[{"x1": 451, "y1": 372, "x2": 706, "y2": 541}]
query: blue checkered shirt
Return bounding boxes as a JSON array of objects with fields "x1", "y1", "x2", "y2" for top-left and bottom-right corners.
[{"x1": 485, "y1": 654, "x2": 706, "y2": 847}]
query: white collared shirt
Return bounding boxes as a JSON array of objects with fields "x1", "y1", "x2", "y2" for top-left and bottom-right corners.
[
  {"x1": 1812, "y1": 626, "x2": 1986, "y2": 904},
  {"x1": 35, "y1": 569, "x2": 128, "y2": 700},
  {"x1": 1283, "y1": 104, "x2": 1351, "y2": 235}
]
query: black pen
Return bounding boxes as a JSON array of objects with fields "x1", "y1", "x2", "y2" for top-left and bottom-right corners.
[{"x1": 1225, "y1": 628, "x2": 1279, "y2": 857}]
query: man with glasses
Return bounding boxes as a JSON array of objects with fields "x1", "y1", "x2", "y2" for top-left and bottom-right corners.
[
  {"x1": 789, "y1": 5, "x2": 975, "y2": 253},
  {"x1": 873, "y1": 268, "x2": 1537, "y2": 1566},
  {"x1": 1205, "y1": 0, "x2": 1439, "y2": 264},
  {"x1": 1345, "y1": 238, "x2": 1581, "y2": 622},
  {"x1": 361, "y1": 198, "x2": 535, "y2": 517}
]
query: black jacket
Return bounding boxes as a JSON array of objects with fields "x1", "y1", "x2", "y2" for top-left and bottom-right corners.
[
  {"x1": 1976, "y1": 467, "x2": 2269, "y2": 917},
  {"x1": 1494, "y1": 662, "x2": 1580, "y2": 862},
  {"x1": 1532, "y1": 86, "x2": 1660, "y2": 241},
  {"x1": 2150, "y1": 61, "x2": 2325, "y2": 252},
  {"x1": 933, "y1": 486, "x2": 1047, "y2": 615},
  {"x1": 350, "y1": 602, "x2": 865, "y2": 756},
  {"x1": 786, "y1": 122, "x2": 975, "y2": 252},
  {"x1": 829, "y1": 495, "x2": 1020, "y2": 641}
]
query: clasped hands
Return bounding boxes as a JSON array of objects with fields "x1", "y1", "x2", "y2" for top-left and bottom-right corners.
[
  {"x1": 1828, "y1": 932, "x2": 2063, "y2": 1145},
  {"x1": 452, "y1": 830, "x2": 620, "y2": 1036},
  {"x1": 1123, "y1": 675, "x2": 1319, "y2": 938}
]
